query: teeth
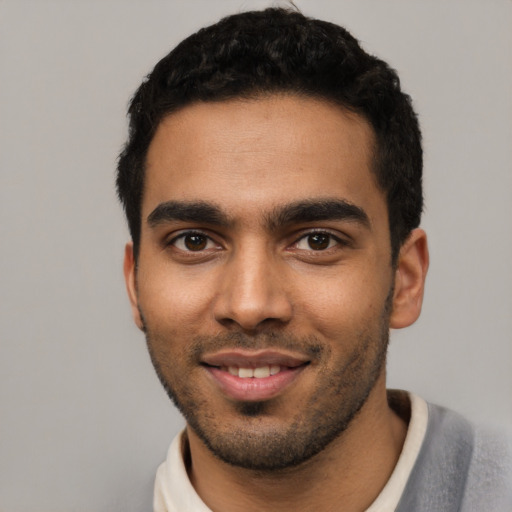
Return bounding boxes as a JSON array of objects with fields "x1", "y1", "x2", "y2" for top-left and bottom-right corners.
[
  {"x1": 270, "y1": 365, "x2": 280, "y2": 375},
  {"x1": 226, "y1": 365, "x2": 282, "y2": 378},
  {"x1": 238, "y1": 368, "x2": 254, "y2": 378},
  {"x1": 253, "y1": 366, "x2": 270, "y2": 378}
]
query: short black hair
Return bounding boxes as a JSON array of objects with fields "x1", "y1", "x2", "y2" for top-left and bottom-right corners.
[{"x1": 117, "y1": 7, "x2": 423, "y2": 261}]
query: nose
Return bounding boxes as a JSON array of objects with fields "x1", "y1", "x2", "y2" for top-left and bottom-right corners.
[{"x1": 213, "y1": 247, "x2": 293, "y2": 331}]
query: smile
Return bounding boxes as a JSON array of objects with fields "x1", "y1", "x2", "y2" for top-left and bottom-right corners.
[
  {"x1": 224, "y1": 365, "x2": 282, "y2": 378},
  {"x1": 201, "y1": 350, "x2": 310, "y2": 402}
]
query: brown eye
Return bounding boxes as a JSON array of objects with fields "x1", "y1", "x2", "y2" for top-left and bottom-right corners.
[
  {"x1": 294, "y1": 232, "x2": 341, "y2": 252},
  {"x1": 183, "y1": 234, "x2": 208, "y2": 251},
  {"x1": 307, "y1": 233, "x2": 331, "y2": 250},
  {"x1": 172, "y1": 232, "x2": 215, "y2": 252}
]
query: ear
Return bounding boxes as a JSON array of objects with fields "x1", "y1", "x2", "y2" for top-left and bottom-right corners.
[
  {"x1": 123, "y1": 242, "x2": 144, "y2": 330},
  {"x1": 389, "y1": 228, "x2": 429, "y2": 329}
]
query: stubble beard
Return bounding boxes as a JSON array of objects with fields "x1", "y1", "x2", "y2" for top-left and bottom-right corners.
[{"x1": 141, "y1": 294, "x2": 392, "y2": 472}]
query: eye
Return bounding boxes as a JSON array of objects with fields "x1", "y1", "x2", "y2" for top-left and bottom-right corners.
[
  {"x1": 171, "y1": 232, "x2": 217, "y2": 252},
  {"x1": 295, "y1": 232, "x2": 340, "y2": 251}
]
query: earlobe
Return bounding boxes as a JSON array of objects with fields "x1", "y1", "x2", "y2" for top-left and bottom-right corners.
[
  {"x1": 389, "y1": 228, "x2": 429, "y2": 329},
  {"x1": 123, "y1": 242, "x2": 144, "y2": 331}
]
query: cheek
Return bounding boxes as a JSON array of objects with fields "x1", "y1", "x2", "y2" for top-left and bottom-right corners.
[
  {"x1": 137, "y1": 265, "x2": 216, "y2": 331},
  {"x1": 297, "y1": 267, "x2": 390, "y2": 339}
]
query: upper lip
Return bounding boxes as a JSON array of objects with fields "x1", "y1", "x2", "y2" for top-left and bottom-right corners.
[{"x1": 201, "y1": 349, "x2": 310, "y2": 368}]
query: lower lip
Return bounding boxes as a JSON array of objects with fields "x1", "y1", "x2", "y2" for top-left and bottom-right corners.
[{"x1": 206, "y1": 366, "x2": 306, "y2": 402}]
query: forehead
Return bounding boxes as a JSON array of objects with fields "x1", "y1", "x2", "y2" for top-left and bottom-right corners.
[{"x1": 143, "y1": 95, "x2": 385, "y2": 225}]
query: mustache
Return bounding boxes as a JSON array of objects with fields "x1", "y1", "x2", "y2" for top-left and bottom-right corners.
[{"x1": 187, "y1": 331, "x2": 325, "y2": 363}]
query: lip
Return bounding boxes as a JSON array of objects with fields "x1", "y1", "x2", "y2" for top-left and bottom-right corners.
[
  {"x1": 202, "y1": 349, "x2": 309, "y2": 368},
  {"x1": 202, "y1": 349, "x2": 310, "y2": 402}
]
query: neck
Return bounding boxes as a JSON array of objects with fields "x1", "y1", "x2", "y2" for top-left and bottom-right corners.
[{"x1": 186, "y1": 379, "x2": 407, "y2": 512}]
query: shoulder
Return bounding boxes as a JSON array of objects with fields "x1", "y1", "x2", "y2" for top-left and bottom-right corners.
[
  {"x1": 463, "y1": 421, "x2": 512, "y2": 511},
  {"x1": 397, "y1": 400, "x2": 512, "y2": 512}
]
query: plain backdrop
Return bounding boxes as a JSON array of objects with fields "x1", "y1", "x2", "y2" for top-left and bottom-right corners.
[{"x1": 1, "y1": 1, "x2": 511, "y2": 510}]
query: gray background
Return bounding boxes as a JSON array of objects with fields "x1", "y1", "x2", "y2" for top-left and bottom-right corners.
[{"x1": 1, "y1": 1, "x2": 511, "y2": 510}]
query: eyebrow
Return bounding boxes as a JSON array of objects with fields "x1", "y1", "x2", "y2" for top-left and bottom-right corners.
[
  {"x1": 147, "y1": 200, "x2": 231, "y2": 228},
  {"x1": 266, "y1": 199, "x2": 370, "y2": 231},
  {"x1": 147, "y1": 198, "x2": 370, "y2": 231}
]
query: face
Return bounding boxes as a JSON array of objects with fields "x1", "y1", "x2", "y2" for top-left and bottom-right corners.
[{"x1": 125, "y1": 95, "x2": 405, "y2": 470}]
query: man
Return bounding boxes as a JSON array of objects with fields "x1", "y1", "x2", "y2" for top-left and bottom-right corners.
[{"x1": 116, "y1": 7, "x2": 511, "y2": 511}]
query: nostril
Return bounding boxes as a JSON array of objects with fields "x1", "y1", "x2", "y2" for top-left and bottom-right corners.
[{"x1": 215, "y1": 316, "x2": 290, "y2": 333}]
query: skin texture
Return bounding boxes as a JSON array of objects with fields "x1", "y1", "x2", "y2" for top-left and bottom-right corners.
[{"x1": 124, "y1": 95, "x2": 429, "y2": 511}]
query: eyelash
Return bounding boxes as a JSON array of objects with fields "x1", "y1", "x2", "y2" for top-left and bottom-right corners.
[
  {"x1": 167, "y1": 231, "x2": 219, "y2": 252},
  {"x1": 167, "y1": 228, "x2": 349, "y2": 253},
  {"x1": 291, "y1": 230, "x2": 347, "y2": 252}
]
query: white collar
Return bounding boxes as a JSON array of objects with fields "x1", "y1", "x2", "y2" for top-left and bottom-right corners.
[
  {"x1": 153, "y1": 391, "x2": 428, "y2": 512},
  {"x1": 366, "y1": 391, "x2": 428, "y2": 511}
]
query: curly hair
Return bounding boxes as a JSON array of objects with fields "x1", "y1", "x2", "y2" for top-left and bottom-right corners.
[{"x1": 117, "y1": 8, "x2": 423, "y2": 262}]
